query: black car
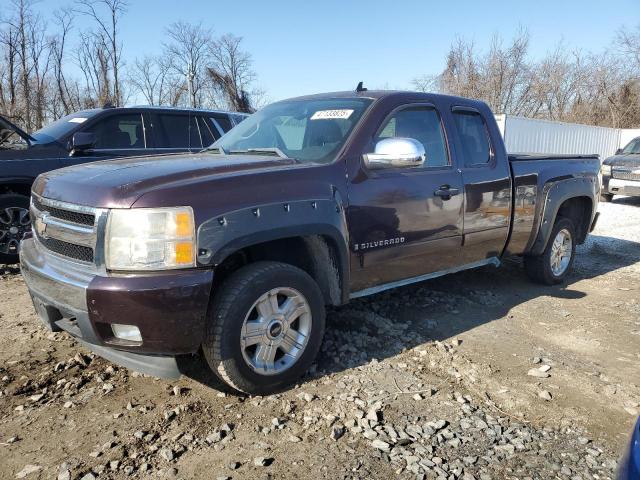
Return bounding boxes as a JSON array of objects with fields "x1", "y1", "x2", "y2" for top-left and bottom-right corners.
[
  {"x1": 0, "y1": 106, "x2": 247, "y2": 263},
  {"x1": 600, "y1": 136, "x2": 640, "y2": 202}
]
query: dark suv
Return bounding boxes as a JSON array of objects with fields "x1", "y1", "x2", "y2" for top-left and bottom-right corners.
[{"x1": 0, "y1": 106, "x2": 247, "y2": 263}]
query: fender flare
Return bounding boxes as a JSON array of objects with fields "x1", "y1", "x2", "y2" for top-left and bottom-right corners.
[
  {"x1": 529, "y1": 176, "x2": 597, "y2": 256},
  {"x1": 196, "y1": 196, "x2": 350, "y2": 302}
]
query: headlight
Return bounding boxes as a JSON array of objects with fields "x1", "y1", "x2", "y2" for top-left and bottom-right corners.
[
  {"x1": 105, "y1": 207, "x2": 196, "y2": 271},
  {"x1": 601, "y1": 164, "x2": 612, "y2": 176}
]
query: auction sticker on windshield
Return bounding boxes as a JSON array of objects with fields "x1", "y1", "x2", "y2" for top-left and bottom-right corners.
[
  {"x1": 68, "y1": 117, "x2": 88, "y2": 124},
  {"x1": 311, "y1": 109, "x2": 354, "y2": 120}
]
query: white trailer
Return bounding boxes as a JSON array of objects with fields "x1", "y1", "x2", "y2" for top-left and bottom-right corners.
[{"x1": 494, "y1": 114, "x2": 640, "y2": 161}]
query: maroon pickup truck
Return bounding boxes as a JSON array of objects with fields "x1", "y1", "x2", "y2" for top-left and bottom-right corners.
[{"x1": 20, "y1": 90, "x2": 600, "y2": 394}]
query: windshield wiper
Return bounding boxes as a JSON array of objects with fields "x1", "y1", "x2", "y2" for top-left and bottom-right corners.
[
  {"x1": 229, "y1": 147, "x2": 290, "y2": 159},
  {"x1": 205, "y1": 145, "x2": 227, "y2": 155}
]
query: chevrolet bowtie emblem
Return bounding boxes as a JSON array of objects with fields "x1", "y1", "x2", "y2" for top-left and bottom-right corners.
[{"x1": 35, "y1": 212, "x2": 49, "y2": 239}]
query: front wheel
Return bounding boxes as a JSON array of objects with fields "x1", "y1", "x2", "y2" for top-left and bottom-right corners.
[
  {"x1": 524, "y1": 217, "x2": 576, "y2": 285},
  {"x1": 203, "y1": 261, "x2": 326, "y2": 395},
  {"x1": 0, "y1": 193, "x2": 31, "y2": 265},
  {"x1": 600, "y1": 193, "x2": 614, "y2": 203}
]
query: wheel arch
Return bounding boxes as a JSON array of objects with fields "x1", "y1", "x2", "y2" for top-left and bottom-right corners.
[
  {"x1": 0, "y1": 178, "x2": 34, "y2": 197},
  {"x1": 530, "y1": 177, "x2": 596, "y2": 256},
  {"x1": 198, "y1": 199, "x2": 350, "y2": 306}
]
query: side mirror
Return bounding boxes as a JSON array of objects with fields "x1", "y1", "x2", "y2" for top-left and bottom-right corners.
[
  {"x1": 363, "y1": 137, "x2": 425, "y2": 170},
  {"x1": 70, "y1": 132, "x2": 96, "y2": 155},
  {"x1": 615, "y1": 148, "x2": 623, "y2": 155}
]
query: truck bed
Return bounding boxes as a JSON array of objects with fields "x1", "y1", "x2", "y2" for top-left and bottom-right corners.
[{"x1": 507, "y1": 153, "x2": 601, "y2": 256}]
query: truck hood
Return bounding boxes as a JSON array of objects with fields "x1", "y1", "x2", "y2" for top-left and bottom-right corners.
[
  {"x1": 603, "y1": 154, "x2": 640, "y2": 168},
  {"x1": 33, "y1": 152, "x2": 303, "y2": 208}
]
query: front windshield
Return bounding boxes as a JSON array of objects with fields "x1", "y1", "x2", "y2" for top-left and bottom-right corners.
[
  {"x1": 622, "y1": 138, "x2": 640, "y2": 154},
  {"x1": 211, "y1": 98, "x2": 373, "y2": 163},
  {"x1": 31, "y1": 110, "x2": 99, "y2": 144}
]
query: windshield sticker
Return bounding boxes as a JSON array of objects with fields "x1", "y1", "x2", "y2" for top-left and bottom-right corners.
[
  {"x1": 310, "y1": 109, "x2": 354, "y2": 120},
  {"x1": 68, "y1": 117, "x2": 88, "y2": 124}
]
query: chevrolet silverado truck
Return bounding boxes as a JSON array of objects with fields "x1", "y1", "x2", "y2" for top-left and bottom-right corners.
[
  {"x1": 0, "y1": 106, "x2": 247, "y2": 264},
  {"x1": 20, "y1": 90, "x2": 600, "y2": 394},
  {"x1": 600, "y1": 136, "x2": 640, "y2": 201}
]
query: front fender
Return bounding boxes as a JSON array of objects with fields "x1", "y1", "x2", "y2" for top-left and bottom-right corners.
[{"x1": 196, "y1": 196, "x2": 350, "y2": 284}]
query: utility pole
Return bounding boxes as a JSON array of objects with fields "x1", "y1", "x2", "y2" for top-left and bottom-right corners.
[{"x1": 186, "y1": 68, "x2": 195, "y2": 108}]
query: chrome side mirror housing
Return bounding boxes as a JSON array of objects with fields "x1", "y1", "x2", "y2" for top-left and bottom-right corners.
[{"x1": 363, "y1": 137, "x2": 426, "y2": 170}]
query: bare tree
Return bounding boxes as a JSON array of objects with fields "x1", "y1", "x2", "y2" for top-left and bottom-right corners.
[
  {"x1": 75, "y1": 0, "x2": 128, "y2": 105},
  {"x1": 0, "y1": 22, "x2": 19, "y2": 120},
  {"x1": 50, "y1": 7, "x2": 78, "y2": 116},
  {"x1": 164, "y1": 21, "x2": 214, "y2": 108},
  {"x1": 420, "y1": 29, "x2": 640, "y2": 128},
  {"x1": 616, "y1": 24, "x2": 640, "y2": 71},
  {"x1": 128, "y1": 55, "x2": 185, "y2": 106},
  {"x1": 208, "y1": 34, "x2": 256, "y2": 112}
]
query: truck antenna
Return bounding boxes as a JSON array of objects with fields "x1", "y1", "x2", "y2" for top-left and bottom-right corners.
[{"x1": 356, "y1": 81, "x2": 367, "y2": 92}]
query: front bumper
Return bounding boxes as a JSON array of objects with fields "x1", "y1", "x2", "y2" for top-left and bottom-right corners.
[
  {"x1": 603, "y1": 176, "x2": 640, "y2": 197},
  {"x1": 20, "y1": 237, "x2": 214, "y2": 379}
]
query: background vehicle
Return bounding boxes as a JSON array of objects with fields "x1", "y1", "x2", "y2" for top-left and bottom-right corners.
[
  {"x1": 601, "y1": 136, "x2": 640, "y2": 202},
  {"x1": 0, "y1": 106, "x2": 248, "y2": 263},
  {"x1": 617, "y1": 417, "x2": 640, "y2": 480},
  {"x1": 20, "y1": 90, "x2": 600, "y2": 394}
]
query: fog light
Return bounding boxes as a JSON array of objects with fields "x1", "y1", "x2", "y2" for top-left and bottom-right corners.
[{"x1": 111, "y1": 324, "x2": 142, "y2": 342}]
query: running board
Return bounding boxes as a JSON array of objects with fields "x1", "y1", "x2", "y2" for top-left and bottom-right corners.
[{"x1": 349, "y1": 257, "x2": 501, "y2": 299}]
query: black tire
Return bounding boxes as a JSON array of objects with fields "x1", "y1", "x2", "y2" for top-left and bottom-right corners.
[
  {"x1": 0, "y1": 193, "x2": 31, "y2": 265},
  {"x1": 203, "y1": 261, "x2": 326, "y2": 395},
  {"x1": 600, "y1": 193, "x2": 614, "y2": 203},
  {"x1": 524, "y1": 217, "x2": 577, "y2": 285}
]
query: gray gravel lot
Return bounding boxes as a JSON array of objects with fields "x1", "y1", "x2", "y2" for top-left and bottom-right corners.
[{"x1": 0, "y1": 196, "x2": 638, "y2": 480}]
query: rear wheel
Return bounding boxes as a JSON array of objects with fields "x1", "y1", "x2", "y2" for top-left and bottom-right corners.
[
  {"x1": 524, "y1": 217, "x2": 576, "y2": 285},
  {"x1": 0, "y1": 193, "x2": 31, "y2": 264},
  {"x1": 600, "y1": 193, "x2": 613, "y2": 202},
  {"x1": 203, "y1": 261, "x2": 325, "y2": 395}
]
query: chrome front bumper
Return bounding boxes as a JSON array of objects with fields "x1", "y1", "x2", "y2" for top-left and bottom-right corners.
[
  {"x1": 608, "y1": 178, "x2": 640, "y2": 197},
  {"x1": 20, "y1": 237, "x2": 93, "y2": 325},
  {"x1": 20, "y1": 237, "x2": 182, "y2": 379}
]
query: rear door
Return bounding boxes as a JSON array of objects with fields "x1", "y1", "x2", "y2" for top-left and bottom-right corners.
[
  {"x1": 347, "y1": 102, "x2": 464, "y2": 292},
  {"x1": 152, "y1": 113, "x2": 203, "y2": 153},
  {"x1": 449, "y1": 106, "x2": 512, "y2": 264}
]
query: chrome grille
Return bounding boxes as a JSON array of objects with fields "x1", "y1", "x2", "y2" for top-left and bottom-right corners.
[
  {"x1": 32, "y1": 196, "x2": 95, "y2": 226},
  {"x1": 612, "y1": 169, "x2": 640, "y2": 182},
  {"x1": 37, "y1": 237, "x2": 94, "y2": 262},
  {"x1": 30, "y1": 195, "x2": 103, "y2": 265}
]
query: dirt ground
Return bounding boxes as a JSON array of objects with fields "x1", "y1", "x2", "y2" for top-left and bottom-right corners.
[{"x1": 0, "y1": 196, "x2": 638, "y2": 480}]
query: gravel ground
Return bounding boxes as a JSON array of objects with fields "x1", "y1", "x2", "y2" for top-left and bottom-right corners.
[{"x1": 0, "y1": 196, "x2": 639, "y2": 480}]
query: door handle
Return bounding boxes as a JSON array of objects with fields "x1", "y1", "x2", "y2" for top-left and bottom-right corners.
[{"x1": 434, "y1": 186, "x2": 460, "y2": 200}]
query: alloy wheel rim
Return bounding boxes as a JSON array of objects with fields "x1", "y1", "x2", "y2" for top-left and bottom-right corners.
[
  {"x1": 0, "y1": 207, "x2": 31, "y2": 255},
  {"x1": 550, "y1": 228, "x2": 572, "y2": 276},
  {"x1": 240, "y1": 287, "x2": 312, "y2": 376}
]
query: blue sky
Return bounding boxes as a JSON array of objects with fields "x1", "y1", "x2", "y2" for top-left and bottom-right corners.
[{"x1": 42, "y1": 0, "x2": 639, "y2": 102}]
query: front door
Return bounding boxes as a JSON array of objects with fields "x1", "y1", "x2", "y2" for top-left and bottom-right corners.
[
  {"x1": 58, "y1": 112, "x2": 151, "y2": 168},
  {"x1": 347, "y1": 104, "x2": 464, "y2": 293}
]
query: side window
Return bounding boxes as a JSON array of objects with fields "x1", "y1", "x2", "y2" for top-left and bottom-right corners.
[
  {"x1": 83, "y1": 114, "x2": 145, "y2": 149},
  {"x1": 156, "y1": 114, "x2": 202, "y2": 149},
  {"x1": 376, "y1": 106, "x2": 449, "y2": 168},
  {"x1": 212, "y1": 114, "x2": 233, "y2": 133},
  {"x1": 197, "y1": 116, "x2": 218, "y2": 146},
  {"x1": 230, "y1": 113, "x2": 247, "y2": 125},
  {"x1": 452, "y1": 110, "x2": 491, "y2": 166}
]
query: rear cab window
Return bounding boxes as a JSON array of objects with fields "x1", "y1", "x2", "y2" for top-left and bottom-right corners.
[{"x1": 451, "y1": 109, "x2": 493, "y2": 166}]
